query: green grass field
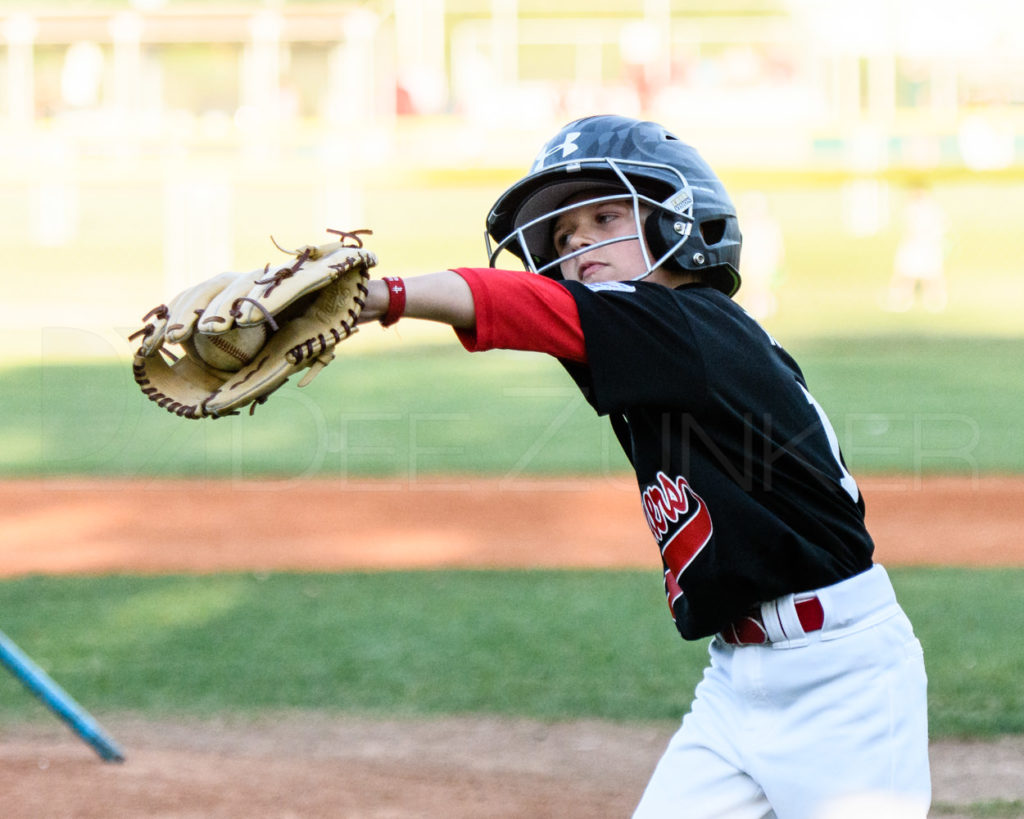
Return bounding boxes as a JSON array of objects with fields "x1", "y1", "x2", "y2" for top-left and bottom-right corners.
[
  {"x1": 1, "y1": 336, "x2": 1022, "y2": 479},
  {"x1": 1, "y1": 568, "x2": 1021, "y2": 738},
  {"x1": 1, "y1": 332, "x2": 1021, "y2": 740}
]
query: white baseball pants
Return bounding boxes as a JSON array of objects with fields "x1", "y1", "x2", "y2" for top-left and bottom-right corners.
[{"x1": 632, "y1": 565, "x2": 930, "y2": 819}]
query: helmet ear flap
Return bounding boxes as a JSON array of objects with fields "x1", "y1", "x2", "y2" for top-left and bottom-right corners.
[
  {"x1": 643, "y1": 209, "x2": 689, "y2": 272},
  {"x1": 643, "y1": 210, "x2": 742, "y2": 296}
]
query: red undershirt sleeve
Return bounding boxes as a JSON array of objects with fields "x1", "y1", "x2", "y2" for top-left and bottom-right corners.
[{"x1": 450, "y1": 267, "x2": 587, "y2": 363}]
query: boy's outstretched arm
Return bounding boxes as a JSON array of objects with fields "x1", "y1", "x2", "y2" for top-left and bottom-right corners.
[
  {"x1": 359, "y1": 268, "x2": 587, "y2": 364},
  {"x1": 361, "y1": 271, "x2": 476, "y2": 329}
]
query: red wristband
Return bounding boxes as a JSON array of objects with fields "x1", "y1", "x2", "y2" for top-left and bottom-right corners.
[{"x1": 380, "y1": 277, "x2": 406, "y2": 327}]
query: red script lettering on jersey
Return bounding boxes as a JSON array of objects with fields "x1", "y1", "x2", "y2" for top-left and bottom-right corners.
[{"x1": 641, "y1": 472, "x2": 714, "y2": 585}]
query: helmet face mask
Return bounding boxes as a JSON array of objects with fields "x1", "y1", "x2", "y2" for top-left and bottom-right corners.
[
  {"x1": 486, "y1": 115, "x2": 742, "y2": 296},
  {"x1": 486, "y1": 157, "x2": 695, "y2": 281}
]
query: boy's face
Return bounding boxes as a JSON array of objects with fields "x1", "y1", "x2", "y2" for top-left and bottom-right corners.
[{"x1": 553, "y1": 196, "x2": 653, "y2": 284}]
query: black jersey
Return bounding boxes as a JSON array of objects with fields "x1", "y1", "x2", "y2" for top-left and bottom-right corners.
[{"x1": 559, "y1": 280, "x2": 874, "y2": 640}]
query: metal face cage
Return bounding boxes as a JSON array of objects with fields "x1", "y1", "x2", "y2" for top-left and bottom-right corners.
[{"x1": 486, "y1": 157, "x2": 695, "y2": 281}]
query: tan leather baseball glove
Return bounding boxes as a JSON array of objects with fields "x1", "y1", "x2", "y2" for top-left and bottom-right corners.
[{"x1": 131, "y1": 229, "x2": 374, "y2": 419}]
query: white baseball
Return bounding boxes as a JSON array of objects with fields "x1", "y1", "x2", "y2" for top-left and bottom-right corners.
[{"x1": 192, "y1": 324, "x2": 268, "y2": 372}]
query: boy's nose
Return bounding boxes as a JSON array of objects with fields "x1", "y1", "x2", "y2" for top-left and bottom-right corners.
[{"x1": 568, "y1": 228, "x2": 595, "y2": 251}]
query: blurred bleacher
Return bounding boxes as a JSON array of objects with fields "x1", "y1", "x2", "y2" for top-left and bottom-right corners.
[{"x1": 1, "y1": 1, "x2": 1021, "y2": 361}]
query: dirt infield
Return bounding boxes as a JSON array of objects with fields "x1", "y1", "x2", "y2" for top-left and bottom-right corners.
[
  {"x1": 1, "y1": 475, "x2": 1021, "y2": 817},
  {"x1": 1, "y1": 475, "x2": 1022, "y2": 576},
  {"x1": 3, "y1": 718, "x2": 1023, "y2": 819}
]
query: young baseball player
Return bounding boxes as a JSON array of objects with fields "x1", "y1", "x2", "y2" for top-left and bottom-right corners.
[
  {"x1": 358, "y1": 115, "x2": 931, "y2": 819},
  {"x1": 163, "y1": 115, "x2": 931, "y2": 817}
]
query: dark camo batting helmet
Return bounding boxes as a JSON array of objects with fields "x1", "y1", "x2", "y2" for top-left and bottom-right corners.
[{"x1": 486, "y1": 115, "x2": 742, "y2": 296}]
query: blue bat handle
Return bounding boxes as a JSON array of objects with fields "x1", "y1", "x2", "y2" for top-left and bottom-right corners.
[{"x1": 0, "y1": 629, "x2": 125, "y2": 763}]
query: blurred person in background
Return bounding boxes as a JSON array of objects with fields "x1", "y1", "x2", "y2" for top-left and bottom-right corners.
[{"x1": 885, "y1": 182, "x2": 948, "y2": 313}]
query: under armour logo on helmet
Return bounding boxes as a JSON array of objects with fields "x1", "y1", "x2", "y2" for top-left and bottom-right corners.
[{"x1": 531, "y1": 131, "x2": 581, "y2": 171}]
